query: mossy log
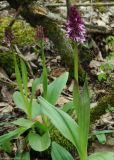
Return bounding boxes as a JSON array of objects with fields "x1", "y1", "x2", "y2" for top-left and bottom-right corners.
[
  {"x1": 90, "y1": 91, "x2": 114, "y2": 123},
  {"x1": 5, "y1": 0, "x2": 73, "y2": 68}
]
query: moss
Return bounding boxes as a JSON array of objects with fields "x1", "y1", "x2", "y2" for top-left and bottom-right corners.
[
  {"x1": 0, "y1": 17, "x2": 35, "y2": 46},
  {"x1": 95, "y1": 0, "x2": 107, "y2": 13},
  {"x1": 0, "y1": 17, "x2": 36, "y2": 75},
  {"x1": 0, "y1": 51, "x2": 15, "y2": 76},
  {"x1": 50, "y1": 128, "x2": 75, "y2": 152},
  {"x1": 90, "y1": 91, "x2": 114, "y2": 123}
]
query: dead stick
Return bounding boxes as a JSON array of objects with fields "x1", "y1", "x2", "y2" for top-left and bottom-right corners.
[{"x1": 45, "y1": 2, "x2": 114, "y2": 7}]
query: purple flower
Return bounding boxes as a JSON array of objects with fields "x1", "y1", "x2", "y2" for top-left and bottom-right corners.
[
  {"x1": 4, "y1": 27, "x2": 14, "y2": 47},
  {"x1": 36, "y1": 25, "x2": 44, "y2": 41},
  {"x1": 66, "y1": 6, "x2": 86, "y2": 43}
]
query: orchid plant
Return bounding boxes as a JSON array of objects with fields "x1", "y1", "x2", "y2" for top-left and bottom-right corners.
[
  {"x1": 38, "y1": 6, "x2": 114, "y2": 160},
  {"x1": 1, "y1": 6, "x2": 114, "y2": 160},
  {"x1": 0, "y1": 26, "x2": 68, "y2": 159}
]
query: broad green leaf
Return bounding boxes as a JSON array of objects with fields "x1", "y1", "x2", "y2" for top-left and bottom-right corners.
[
  {"x1": 32, "y1": 77, "x2": 42, "y2": 97},
  {"x1": 11, "y1": 118, "x2": 35, "y2": 129},
  {"x1": 32, "y1": 100, "x2": 41, "y2": 118},
  {"x1": 20, "y1": 59, "x2": 28, "y2": 98},
  {"x1": 96, "y1": 133, "x2": 106, "y2": 144},
  {"x1": 88, "y1": 152, "x2": 114, "y2": 160},
  {"x1": 28, "y1": 132, "x2": 51, "y2": 151},
  {"x1": 79, "y1": 81, "x2": 90, "y2": 156},
  {"x1": 13, "y1": 91, "x2": 41, "y2": 118},
  {"x1": 73, "y1": 80, "x2": 90, "y2": 159},
  {"x1": 47, "y1": 72, "x2": 69, "y2": 105},
  {"x1": 0, "y1": 127, "x2": 26, "y2": 145},
  {"x1": 51, "y1": 142, "x2": 74, "y2": 160},
  {"x1": 38, "y1": 97, "x2": 81, "y2": 155},
  {"x1": 13, "y1": 91, "x2": 27, "y2": 113}
]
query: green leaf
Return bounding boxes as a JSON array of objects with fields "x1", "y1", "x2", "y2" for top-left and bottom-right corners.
[
  {"x1": 96, "y1": 133, "x2": 106, "y2": 144},
  {"x1": 21, "y1": 152, "x2": 30, "y2": 160},
  {"x1": 51, "y1": 142, "x2": 74, "y2": 160},
  {"x1": 62, "y1": 101, "x2": 74, "y2": 112},
  {"x1": 88, "y1": 152, "x2": 114, "y2": 160},
  {"x1": 0, "y1": 127, "x2": 26, "y2": 145},
  {"x1": 15, "y1": 57, "x2": 23, "y2": 94},
  {"x1": 47, "y1": 72, "x2": 69, "y2": 105},
  {"x1": 13, "y1": 91, "x2": 27, "y2": 113},
  {"x1": 38, "y1": 97, "x2": 81, "y2": 155},
  {"x1": 73, "y1": 80, "x2": 90, "y2": 159},
  {"x1": 28, "y1": 132, "x2": 51, "y2": 151},
  {"x1": 31, "y1": 77, "x2": 42, "y2": 97},
  {"x1": 11, "y1": 118, "x2": 35, "y2": 129},
  {"x1": 20, "y1": 59, "x2": 28, "y2": 98},
  {"x1": 0, "y1": 141, "x2": 12, "y2": 153},
  {"x1": 42, "y1": 64, "x2": 48, "y2": 99},
  {"x1": 32, "y1": 100, "x2": 41, "y2": 118},
  {"x1": 13, "y1": 91, "x2": 41, "y2": 118},
  {"x1": 14, "y1": 152, "x2": 30, "y2": 160}
]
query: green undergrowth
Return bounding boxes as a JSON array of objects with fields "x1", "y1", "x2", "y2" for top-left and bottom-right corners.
[
  {"x1": 0, "y1": 51, "x2": 15, "y2": 75},
  {"x1": 0, "y1": 17, "x2": 36, "y2": 75},
  {"x1": 0, "y1": 17, "x2": 35, "y2": 45}
]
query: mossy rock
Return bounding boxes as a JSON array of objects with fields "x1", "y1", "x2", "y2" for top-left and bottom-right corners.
[
  {"x1": 0, "y1": 17, "x2": 35, "y2": 46},
  {"x1": 90, "y1": 91, "x2": 114, "y2": 123},
  {"x1": 0, "y1": 17, "x2": 36, "y2": 75}
]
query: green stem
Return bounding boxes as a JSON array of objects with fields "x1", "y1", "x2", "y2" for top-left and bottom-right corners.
[
  {"x1": 41, "y1": 41, "x2": 48, "y2": 99},
  {"x1": 73, "y1": 43, "x2": 78, "y2": 82}
]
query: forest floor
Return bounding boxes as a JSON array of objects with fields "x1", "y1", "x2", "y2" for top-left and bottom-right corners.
[{"x1": 0, "y1": 0, "x2": 114, "y2": 159}]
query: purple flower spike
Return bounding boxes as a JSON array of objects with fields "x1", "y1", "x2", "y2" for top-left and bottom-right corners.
[
  {"x1": 36, "y1": 25, "x2": 44, "y2": 41},
  {"x1": 66, "y1": 6, "x2": 86, "y2": 43},
  {"x1": 4, "y1": 27, "x2": 14, "y2": 47}
]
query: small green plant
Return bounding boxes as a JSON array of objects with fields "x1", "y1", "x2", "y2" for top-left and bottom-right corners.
[
  {"x1": 98, "y1": 52, "x2": 114, "y2": 81},
  {"x1": 0, "y1": 26, "x2": 69, "y2": 159}
]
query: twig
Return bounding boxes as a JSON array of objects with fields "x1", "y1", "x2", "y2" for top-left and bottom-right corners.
[
  {"x1": 8, "y1": 6, "x2": 22, "y2": 27},
  {"x1": 45, "y1": 2, "x2": 114, "y2": 7}
]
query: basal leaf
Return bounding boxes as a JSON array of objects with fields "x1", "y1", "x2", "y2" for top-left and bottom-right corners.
[
  {"x1": 88, "y1": 152, "x2": 114, "y2": 160},
  {"x1": 0, "y1": 127, "x2": 26, "y2": 145},
  {"x1": 11, "y1": 118, "x2": 35, "y2": 129},
  {"x1": 51, "y1": 142, "x2": 74, "y2": 160},
  {"x1": 28, "y1": 132, "x2": 51, "y2": 151},
  {"x1": 20, "y1": 59, "x2": 28, "y2": 98},
  {"x1": 31, "y1": 77, "x2": 42, "y2": 97},
  {"x1": 13, "y1": 91, "x2": 27, "y2": 114},
  {"x1": 39, "y1": 97, "x2": 81, "y2": 155},
  {"x1": 47, "y1": 72, "x2": 69, "y2": 105},
  {"x1": 96, "y1": 133, "x2": 106, "y2": 144}
]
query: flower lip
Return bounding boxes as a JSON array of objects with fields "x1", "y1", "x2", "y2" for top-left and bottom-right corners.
[{"x1": 66, "y1": 5, "x2": 86, "y2": 43}]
